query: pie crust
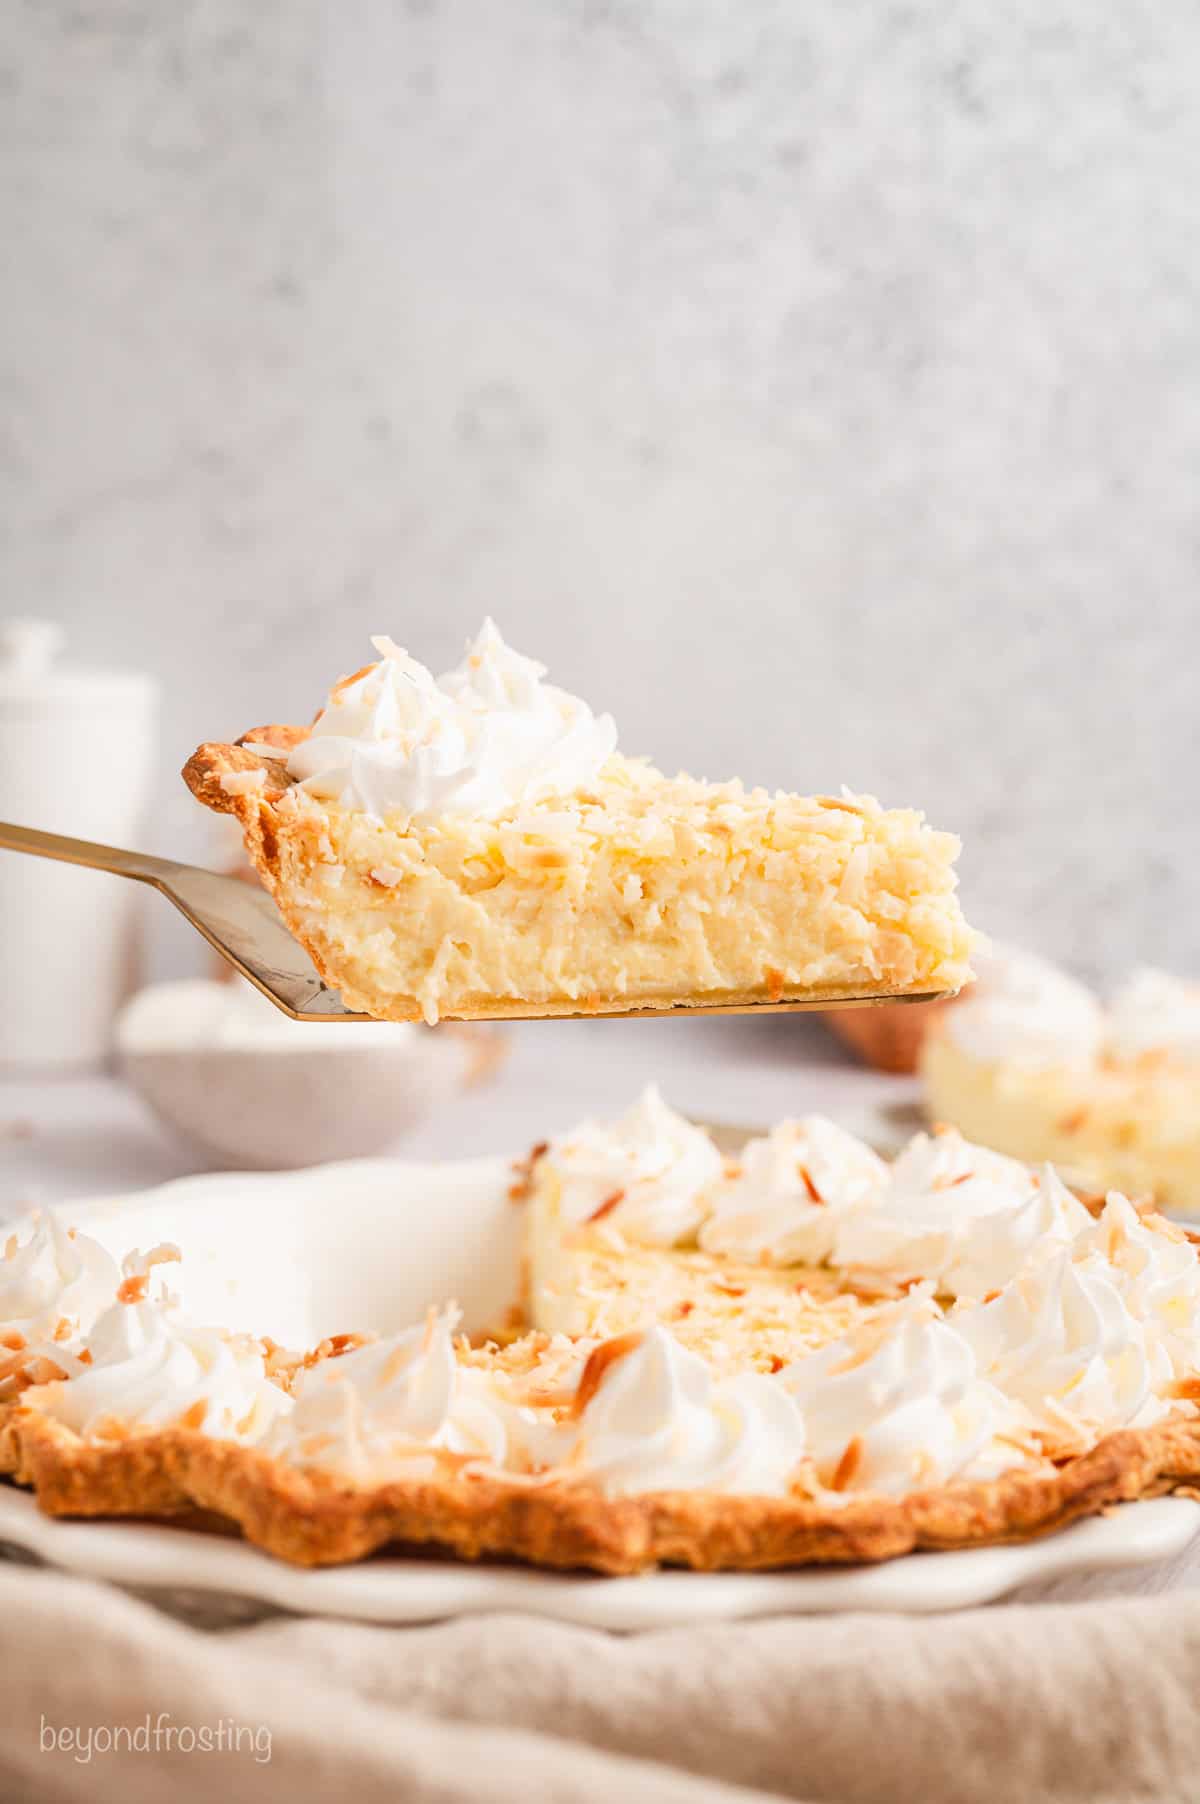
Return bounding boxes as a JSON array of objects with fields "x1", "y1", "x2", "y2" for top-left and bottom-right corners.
[{"x1": 6, "y1": 1381, "x2": 1200, "y2": 1573}]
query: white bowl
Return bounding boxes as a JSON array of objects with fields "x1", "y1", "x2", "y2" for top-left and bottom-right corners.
[{"x1": 116, "y1": 980, "x2": 476, "y2": 1169}]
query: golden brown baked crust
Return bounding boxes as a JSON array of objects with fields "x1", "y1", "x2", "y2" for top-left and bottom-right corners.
[
  {"x1": 12, "y1": 1410, "x2": 195, "y2": 1519},
  {"x1": 5, "y1": 1380, "x2": 1199, "y2": 1572},
  {"x1": 0, "y1": 1400, "x2": 21, "y2": 1478},
  {"x1": 182, "y1": 733, "x2": 966, "y2": 1022}
]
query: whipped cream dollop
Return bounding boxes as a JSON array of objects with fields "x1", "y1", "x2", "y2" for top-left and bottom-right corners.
[
  {"x1": 941, "y1": 1162, "x2": 1093, "y2": 1302},
  {"x1": 1078, "y1": 1193, "x2": 1200, "y2": 1377},
  {"x1": 834, "y1": 1129, "x2": 1070, "y2": 1298},
  {"x1": 285, "y1": 620, "x2": 618, "y2": 821},
  {"x1": 699, "y1": 1118, "x2": 886, "y2": 1266},
  {"x1": 0, "y1": 1211, "x2": 119, "y2": 1343},
  {"x1": 1105, "y1": 969, "x2": 1200, "y2": 1067},
  {"x1": 541, "y1": 1086, "x2": 722, "y2": 1247},
  {"x1": 568, "y1": 1326, "x2": 807, "y2": 1496},
  {"x1": 267, "y1": 1310, "x2": 565, "y2": 1481},
  {"x1": 953, "y1": 1248, "x2": 1167, "y2": 1446},
  {"x1": 939, "y1": 947, "x2": 1105, "y2": 1069},
  {"x1": 0, "y1": 1213, "x2": 120, "y2": 1396},
  {"x1": 27, "y1": 1252, "x2": 288, "y2": 1443},
  {"x1": 779, "y1": 1292, "x2": 1025, "y2": 1494}
]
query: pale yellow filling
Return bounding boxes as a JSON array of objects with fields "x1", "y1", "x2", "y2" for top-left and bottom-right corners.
[
  {"x1": 269, "y1": 758, "x2": 973, "y2": 1023},
  {"x1": 524, "y1": 1154, "x2": 877, "y2": 1372}
]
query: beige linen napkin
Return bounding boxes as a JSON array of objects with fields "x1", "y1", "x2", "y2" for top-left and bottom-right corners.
[{"x1": 3, "y1": 1566, "x2": 1199, "y2": 1804}]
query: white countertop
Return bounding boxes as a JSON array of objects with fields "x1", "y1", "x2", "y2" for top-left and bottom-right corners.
[{"x1": 0, "y1": 1015, "x2": 917, "y2": 1213}]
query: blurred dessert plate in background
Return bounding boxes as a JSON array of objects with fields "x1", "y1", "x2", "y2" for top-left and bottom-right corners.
[{"x1": 921, "y1": 952, "x2": 1200, "y2": 1217}]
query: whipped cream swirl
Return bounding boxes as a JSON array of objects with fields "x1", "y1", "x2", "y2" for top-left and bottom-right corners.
[
  {"x1": 700, "y1": 1118, "x2": 886, "y2": 1266},
  {"x1": 779, "y1": 1292, "x2": 1024, "y2": 1494},
  {"x1": 939, "y1": 947, "x2": 1105, "y2": 1069},
  {"x1": 1078, "y1": 1193, "x2": 1200, "y2": 1377},
  {"x1": 940, "y1": 1163, "x2": 1093, "y2": 1302},
  {"x1": 834, "y1": 1129, "x2": 1057, "y2": 1296},
  {"x1": 27, "y1": 1255, "x2": 288, "y2": 1443},
  {"x1": 541, "y1": 1086, "x2": 722, "y2": 1247},
  {"x1": 268, "y1": 1310, "x2": 565, "y2": 1481},
  {"x1": 1105, "y1": 968, "x2": 1200, "y2": 1067},
  {"x1": 0, "y1": 1213, "x2": 121, "y2": 1396},
  {"x1": 286, "y1": 619, "x2": 618, "y2": 820},
  {"x1": 953, "y1": 1248, "x2": 1167, "y2": 1445},
  {"x1": 568, "y1": 1326, "x2": 806, "y2": 1495},
  {"x1": 0, "y1": 1211, "x2": 118, "y2": 1343}
]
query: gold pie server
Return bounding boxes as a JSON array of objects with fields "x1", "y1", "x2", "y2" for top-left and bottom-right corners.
[{"x1": 0, "y1": 821, "x2": 956, "y2": 1023}]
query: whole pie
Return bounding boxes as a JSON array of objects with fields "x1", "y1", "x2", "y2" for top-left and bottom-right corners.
[
  {"x1": 183, "y1": 622, "x2": 974, "y2": 1023},
  {"x1": 922, "y1": 951, "x2": 1200, "y2": 1218},
  {"x1": 4, "y1": 1093, "x2": 1200, "y2": 1573}
]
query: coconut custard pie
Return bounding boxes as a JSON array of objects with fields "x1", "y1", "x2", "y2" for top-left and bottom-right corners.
[
  {"x1": 183, "y1": 621, "x2": 974, "y2": 1023},
  {"x1": 922, "y1": 952, "x2": 1200, "y2": 1217},
  {"x1": 5, "y1": 1094, "x2": 1200, "y2": 1573}
]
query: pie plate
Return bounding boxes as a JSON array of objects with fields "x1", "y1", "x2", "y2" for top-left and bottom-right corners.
[{"x1": 3, "y1": 1159, "x2": 1199, "y2": 1630}]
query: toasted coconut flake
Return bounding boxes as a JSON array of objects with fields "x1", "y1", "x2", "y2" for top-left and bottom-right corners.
[
  {"x1": 331, "y1": 661, "x2": 379, "y2": 699},
  {"x1": 219, "y1": 768, "x2": 267, "y2": 797},
  {"x1": 799, "y1": 1166, "x2": 824, "y2": 1205},
  {"x1": 121, "y1": 1242, "x2": 182, "y2": 1284},
  {"x1": 831, "y1": 1435, "x2": 864, "y2": 1492},
  {"x1": 303, "y1": 1332, "x2": 370, "y2": 1369},
  {"x1": 585, "y1": 1189, "x2": 626, "y2": 1225},
  {"x1": 570, "y1": 1331, "x2": 646, "y2": 1420}
]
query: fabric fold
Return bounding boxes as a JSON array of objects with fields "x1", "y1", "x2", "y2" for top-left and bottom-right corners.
[{"x1": 4, "y1": 1566, "x2": 1200, "y2": 1804}]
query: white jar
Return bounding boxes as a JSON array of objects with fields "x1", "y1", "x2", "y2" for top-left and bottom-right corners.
[{"x1": 0, "y1": 618, "x2": 159, "y2": 1070}]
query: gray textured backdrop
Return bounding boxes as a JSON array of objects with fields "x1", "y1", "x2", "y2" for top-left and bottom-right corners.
[{"x1": 3, "y1": 1, "x2": 1198, "y2": 983}]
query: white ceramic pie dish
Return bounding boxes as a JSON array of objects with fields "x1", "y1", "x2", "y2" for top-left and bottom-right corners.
[{"x1": 3, "y1": 1158, "x2": 1199, "y2": 1628}]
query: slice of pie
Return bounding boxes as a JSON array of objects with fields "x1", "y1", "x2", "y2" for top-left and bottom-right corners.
[
  {"x1": 921, "y1": 953, "x2": 1200, "y2": 1218},
  {"x1": 183, "y1": 621, "x2": 974, "y2": 1023},
  {"x1": 9, "y1": 1095, "x2": 1200, "y2": 1573}
]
